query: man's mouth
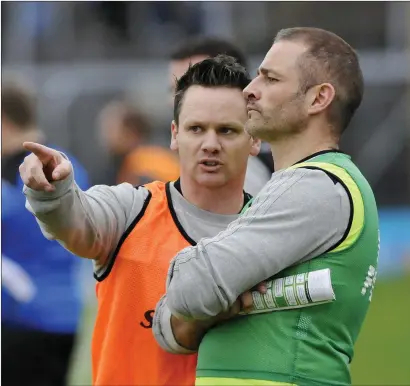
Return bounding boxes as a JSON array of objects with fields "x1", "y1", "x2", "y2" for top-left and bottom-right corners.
[
  {"x1": 201, "y1": 161, "x2": 219, "y2": 166},
  {"x1": 247, "y1": 105, "x2": 260, "y2": 113},
  {"x1": 199, "y1": 160, "x2": 222, "y2": 171}
]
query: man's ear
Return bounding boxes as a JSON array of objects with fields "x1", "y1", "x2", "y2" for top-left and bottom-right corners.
[
  {"x1": 306, "y1": 83, "x2": 336, "y2": 116},
  {"x1": 170, "y1": 120, "x2": 179, "y2": 151},
  {"x1": 249, "y1": 137, "x2": 261, "y2": 156}
]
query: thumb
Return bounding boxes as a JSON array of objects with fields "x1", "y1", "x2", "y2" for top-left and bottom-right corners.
[{"x1": 51, "y1": 160, "x2": 72, "y2": 181}]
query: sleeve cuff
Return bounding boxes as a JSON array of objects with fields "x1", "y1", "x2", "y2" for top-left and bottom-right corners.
[
  {"x1": 23, "y1": 169, "x2": 74, "y2": 202},
  {"x1": 153, "y1": 295, "x2": 196, "y2": 355}
]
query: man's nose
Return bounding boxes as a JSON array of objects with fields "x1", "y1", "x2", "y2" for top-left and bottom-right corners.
[
  {"x1": 201, "y1": 131, "x2": 221, "y2": 153},
  {"x1": 243, "y1": 78, "x2": 261, "y2": 102}
]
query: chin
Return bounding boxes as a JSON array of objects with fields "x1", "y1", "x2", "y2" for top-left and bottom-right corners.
[
  {"x1": 246, "y1": 121, "x2": 277, "y2": 142},
  {"x1": 245, "y1": 123, "x2": 256, "y2": 137},
  {"x1": 245, "y1": 122, "x2": 264, "y2": 138},
  {"x1": 196, "y1": 174, "x2": 227, "y2": 188}
]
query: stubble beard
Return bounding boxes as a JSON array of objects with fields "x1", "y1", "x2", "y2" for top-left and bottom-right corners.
[{"x1": 245, "y1": 97, "x2": 308, "y2": 143}]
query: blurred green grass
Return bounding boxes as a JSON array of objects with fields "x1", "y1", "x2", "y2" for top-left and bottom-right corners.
[
  {"x1": 351, "y1": 274, "x2": 410, "y2": 385},
  {"x1": 67, "y1": 302, "x2": 96, "y2": 386},
  {"x1": 68, "y1": 275, "x2": 410, "y2": 385}
]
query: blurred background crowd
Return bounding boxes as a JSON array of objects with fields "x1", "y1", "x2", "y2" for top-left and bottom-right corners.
[{"x1": 1, "y1": 2, "x2": 410, "y2": 385}]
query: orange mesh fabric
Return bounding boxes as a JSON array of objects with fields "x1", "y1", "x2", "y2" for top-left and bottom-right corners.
[{"x1": 92, "y1": 181, "x2": 197, "y2": 386}]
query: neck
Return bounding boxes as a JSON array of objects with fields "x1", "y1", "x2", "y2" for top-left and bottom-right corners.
[
  {"x1": 271, "y1": 126, "x2": 339, "y2": 171},
  {"x1": 179, "y1": 175, "x2": 245, "y2": 215},
  {"x1": 2, "y1": 128, "x2": 44, "y2": 158}
]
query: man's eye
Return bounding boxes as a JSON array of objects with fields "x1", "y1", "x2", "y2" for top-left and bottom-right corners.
[
  {"x1": 220, "y1": 127, "x2": 233, "y2": 135},
  {"x1": 267, "y1": 77, "x2": 278, "y2": 83},
  {"x1": 189, "y1": 126, "x2": 202, "y2": 133}
]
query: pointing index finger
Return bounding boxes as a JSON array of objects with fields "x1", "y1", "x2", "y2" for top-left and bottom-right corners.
[{"x1": 23, "y1": 142, "x2": 56, "y2": 163}]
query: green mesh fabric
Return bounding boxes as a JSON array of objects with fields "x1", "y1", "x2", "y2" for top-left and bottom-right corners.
[{"x1": 197, "y1": 153, "x2": 379, "y2": 386}]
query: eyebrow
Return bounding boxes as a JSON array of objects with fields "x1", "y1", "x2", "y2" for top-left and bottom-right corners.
[
  {"x1": 257, "y1": 67, "x2": 281, "y2": 77},
  {"x1": 184, "y1": 120, "x2": 242, "y2": 129}
]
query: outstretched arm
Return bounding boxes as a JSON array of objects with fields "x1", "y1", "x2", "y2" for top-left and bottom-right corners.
[{"x1": 20, "y1": 142, "x2": 148, "y2": 264}]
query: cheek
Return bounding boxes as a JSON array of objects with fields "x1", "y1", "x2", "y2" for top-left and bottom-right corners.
[
  {"x1": 177, "y1": 138, "x2": 198, "y2": 165},
  {"x1": 286, "y1": 97, "x2": 306, "y2": 118},
  {"x1": 264, "y1": 86, "x2": 289, "y2": 109}
]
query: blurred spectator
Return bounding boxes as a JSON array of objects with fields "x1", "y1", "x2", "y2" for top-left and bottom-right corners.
[
  {"x1": 1, "y1": 79, "x2": 90, "y2": 386},
  {"x1": 168, "y1": 36, "x2": 248, "y2": 99},
  {"x1": 97, "y1": 99, "x2": 180, "y2": 185},
  {"x1": 169, "y1": 36, "x2": 273, "y2": 195}
]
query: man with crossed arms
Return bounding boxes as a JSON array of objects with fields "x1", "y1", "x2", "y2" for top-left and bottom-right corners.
[{"x1": 154, "y1": 27, "x2": 379, "y2": 386}]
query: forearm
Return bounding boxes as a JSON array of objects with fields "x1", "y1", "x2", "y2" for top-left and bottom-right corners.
[
  {"x1": 166, "y1": 169, "x2": 350, "y2": 320},
  {"x1": 24, "y1": 173, "x2": 138, "y2": 261},
  {"x1": 170, "y1": 306, "x2": 240, "y2": 349},
  {"x1": 24, "y1": 175, "x2": 101, "y2": 259},
  {"x1": 170, "y1": 315, "x2": 211, "y2": 352},
  {"x1": 153, "y1": 295, "x2": 240, "y2": 354},
  {"x1": 153, "y1": 295, "x2": 199, "y2": 354},
  {"x1": 167, "y1": 237, "x2": 270, "y2": 320}
]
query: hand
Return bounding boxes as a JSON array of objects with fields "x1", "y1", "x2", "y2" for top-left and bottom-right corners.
[
  {"x1": 19, "y1": 142, "x2": 73, "y2": 192},
  {"x1": 170, "y1": 284, "x2": 267, "y2": 351},
  {"x1": 240, "y1": 281, "x2": 268, "y2": 314},
  {"x1": 170, "y1": 299, "x2": 242, "y2": 351},
  {"x1": 211, "y1": 280, "x2": 268, "y2": 322}
]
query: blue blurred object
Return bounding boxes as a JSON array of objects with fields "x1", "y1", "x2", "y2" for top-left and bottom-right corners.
[
  {"x1": 16, "y1": 1, "x2": 57, "y2": 38},
  {"x1": 1, "y1": 146, "x2": 90, "y2": 333},
  {"x1": 377, "y1": 208, "x2": 410, "y2": 278}
]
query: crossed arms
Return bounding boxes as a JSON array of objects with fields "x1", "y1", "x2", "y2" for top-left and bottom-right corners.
[{"x1": 153, "y1": 167, "x2": 351, "y2": 352}]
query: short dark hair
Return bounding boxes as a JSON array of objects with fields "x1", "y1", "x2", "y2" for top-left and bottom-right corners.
[
  {"x1": 173, "y1": 54, "x2": 251, "y2": 125},
  {"x1": 274, "y1": 27, "x2": 364, "y2": 132},
  {"x1": 1, "y1": 81, "x2": 37, "y2": 130},
  {"x1": 170, "y1": 36, "x2": 248, "y2": 69}
]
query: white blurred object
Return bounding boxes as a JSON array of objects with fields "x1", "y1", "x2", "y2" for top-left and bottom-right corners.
[
  {"x1": 2, "y1": 255, "x2": 37, "y2": 303},
  {"x1": 244, "y1": 156, "x2": 272, "y2": 197}
]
